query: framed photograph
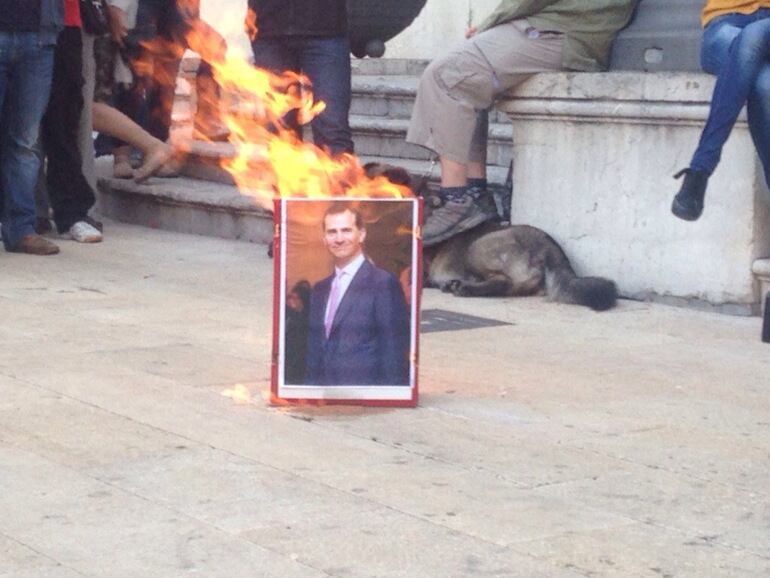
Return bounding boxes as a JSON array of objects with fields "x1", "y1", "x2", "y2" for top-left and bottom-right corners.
[{"x1": 271, "y1": 197, "x2": 422, "y2": 406}]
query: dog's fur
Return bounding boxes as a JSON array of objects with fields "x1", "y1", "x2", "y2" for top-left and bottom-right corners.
[{"x1": 364, "y1": 163, "x2": 618, "y2": 311}]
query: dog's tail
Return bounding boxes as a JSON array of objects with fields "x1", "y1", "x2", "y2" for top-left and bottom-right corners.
[{"x1": 543, "y1": 239, "x2": 617, "y2": 311}]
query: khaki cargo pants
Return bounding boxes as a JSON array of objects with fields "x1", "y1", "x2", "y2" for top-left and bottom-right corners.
[{"x1": 406, "y1": 19, "x2": 565, "y2": 164}]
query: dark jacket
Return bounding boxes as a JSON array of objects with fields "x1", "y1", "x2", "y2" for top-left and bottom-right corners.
[
  {"x1": 248, "y1": 0, "x2": 347, "y2": 38},
  {"x1": 0, "y1": 0, "x2": 64, "y2": 32},
  {"x1": 305, "y1": 259, "x2": 410, "y2": 386}
]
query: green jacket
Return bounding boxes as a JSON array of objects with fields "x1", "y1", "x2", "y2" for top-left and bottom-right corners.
[{"x1": 478, "y1": 0, "x2": 638, "y2": 72}]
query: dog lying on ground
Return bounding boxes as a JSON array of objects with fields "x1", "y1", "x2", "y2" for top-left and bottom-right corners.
[
  {"x1": 364, "y1": 163, "x2": 618, "y2": 312},
  {"x1": 423, "y1": 220, "x2": 617, "y2": 311}
]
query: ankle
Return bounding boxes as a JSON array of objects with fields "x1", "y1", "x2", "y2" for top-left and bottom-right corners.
[
  {"x1": 439, "y1": 185, "x2": 468, "y2": 202},
  {"x1": 467, "y1": 177, "x2": 487, "y2": 190}
]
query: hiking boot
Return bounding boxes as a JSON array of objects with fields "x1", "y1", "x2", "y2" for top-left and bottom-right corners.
[
  {"x1": 672, "y1": 168, "x2": 709, "y2": 221},
  {"x1": 63, "y1": 221, "x2": 103, "y2": 243},
  {"x1": 9, "y1": 234, "x2": 60, "y2": 255},
  {"x1": 422, "y1": 187, "x2": 497, "y2": 246}
]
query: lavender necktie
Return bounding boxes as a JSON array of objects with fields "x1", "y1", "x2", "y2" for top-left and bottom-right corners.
[{"x1": 324, "y1": 271, "x2": 345, "y2": 338}]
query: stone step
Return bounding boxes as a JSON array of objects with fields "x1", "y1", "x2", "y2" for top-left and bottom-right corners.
[
  {"x1": 167, "y1": 134, "x2": 511, "y2": 191},
  {"x1": 348, "y1": 114, "x2": 512, "y2": 167},
  {"x1": 171, "y1": 109, "x2": 513, "y2": 169},
  {"x1": 94, "y1": 157, "x2": 273, "y2": 244},
  {"x1": 349, "y1": 74, "x2": 418, "y2": 119},
  {"x1": 96, "y1": 151, "x2": 510, "y2": 246},
  {"x1": 176, "y1": 72, "x2": 509, "y2": 124},
  {"x1": 351, "y1": 58, "x2": 429, "y2": 76},
  {"x1": 349, "y1": 74, "x2": 511, "y2": 123}
]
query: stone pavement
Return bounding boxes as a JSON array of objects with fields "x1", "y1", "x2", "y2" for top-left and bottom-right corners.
[{"x1": 0, "y1": 222, "x2": 768, "y2": 578}]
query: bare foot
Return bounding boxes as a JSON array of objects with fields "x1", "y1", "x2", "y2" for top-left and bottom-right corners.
[
  {"x1": 113, "y1": 160, "x2": 134, "y2": 179},
  {"x1": 134, "y1": 143, "x2": 174, "y2": 183}
]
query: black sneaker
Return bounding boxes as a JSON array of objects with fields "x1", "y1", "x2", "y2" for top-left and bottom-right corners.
[
  {"x1": 423, "y1": 187, "x2": 497, "y2": 246},
  {"x1": 672, "y1": 168, "x2": 709, "y2": 221}
]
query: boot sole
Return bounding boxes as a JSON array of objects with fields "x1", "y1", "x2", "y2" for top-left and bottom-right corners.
[
  {"x1": 423, "y1": 211, "x2": 495, "y2": 246},
  {"x1": 671, "y1": 198, "x2": 702, "y2": 222}
]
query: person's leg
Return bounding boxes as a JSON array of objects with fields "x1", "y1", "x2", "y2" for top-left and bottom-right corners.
[
  {"x1": 250, "y1": 37, "x2": 301, "y2": 140},
  {"x1": 33, "y1": 159, "x2": 52, "y2": 233},
  {"x1": 467, "y1": 109, "x2": 489, "y2": 183},
  {"x1": 298, "y1": 36, "x2": 354, "y2": 155},
  {"x1": 41, "y1": 27, "x2": 99, "y2": 237},
  {"x1": 142, "y1": 39, "x2": 182, "y2": 144},
  {"x1": 407, "y1": 21, "x2": 563, "y2": 245},
  {"x1": 80, "y1": 30, "x2": 97, "y2": 191},
  {"x1": 747, "y1": 66, "x2": 770, "y2": 195},
  {"x1": 182, "y1": 17, "x2": 229, "y2": 141},
  {"x1": 0, "y1": 31, "x2": 59, "y2": 254},
  {"x1": 191, "y1": 59, "x2": 230, "y2": 141},
  {"x1": 690, "y1": 17, "x2": 770, "y2": 173},
  {"x1": 674, "y1": 12, "x2": 770, "y2": 220}
]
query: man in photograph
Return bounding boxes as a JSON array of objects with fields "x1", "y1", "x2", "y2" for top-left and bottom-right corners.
[{"x1": 305, "y1": 203, "x2": 410, "y2": 386}]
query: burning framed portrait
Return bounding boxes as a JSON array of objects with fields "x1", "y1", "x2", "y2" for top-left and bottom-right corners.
[{"x1": 271, "y1": 197, "x2": 422, "y2": 406}]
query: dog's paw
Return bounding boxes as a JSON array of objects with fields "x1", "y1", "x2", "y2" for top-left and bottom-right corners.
[
  {"x1": 441, "y1": 280, "x2": 466, "y2": 295},
  {"x1": 451, "y1": 281, "x2": 471, "y2": 297}
]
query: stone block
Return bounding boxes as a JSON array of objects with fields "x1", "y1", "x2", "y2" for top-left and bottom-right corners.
[{"x1": 498, "y1": 72, "x2": 770, "y2": 313}]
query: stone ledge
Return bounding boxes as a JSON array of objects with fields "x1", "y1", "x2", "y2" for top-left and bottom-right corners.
[
  {"x1": 495, "y1": 70, "x2": 770, "y2": 314},
  {"x1": 508, "y1": 71, "x2": 716, "y2": 102},
  {"x1": 499, "y1": 72, "x2": 736, "y2": 128}
]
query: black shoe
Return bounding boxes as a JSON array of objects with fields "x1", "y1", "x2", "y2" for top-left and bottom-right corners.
[{"x1": 671, "y1": 168, "x2": 709, "y2": 221}]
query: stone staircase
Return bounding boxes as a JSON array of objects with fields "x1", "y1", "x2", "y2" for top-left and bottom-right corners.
[
  {"x1": 97, "y1": 57, "x2": 514, "y2": 241},
  {"x1": 172, "y1": 57, "x2": 514, "y2": 188}
]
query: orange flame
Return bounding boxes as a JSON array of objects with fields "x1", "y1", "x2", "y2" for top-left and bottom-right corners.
[
  {"x1": 180, "y1": 18, "x2": 413, "y2": 206},
  {"x1": 244, "y1": 9, "x2": 258, "y2": 42},
  {"x1": 221, "y1": 384, "x2": 252, "y2": 404}
]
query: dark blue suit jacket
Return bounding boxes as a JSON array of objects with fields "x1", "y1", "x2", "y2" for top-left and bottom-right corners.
[{"x1": 305, "y1": 259, "x2": 410, "y2": 386}]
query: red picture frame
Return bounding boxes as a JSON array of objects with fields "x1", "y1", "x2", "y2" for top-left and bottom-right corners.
[{"x1": 271, "y1": 197, "x2": 422, "y2": 407}]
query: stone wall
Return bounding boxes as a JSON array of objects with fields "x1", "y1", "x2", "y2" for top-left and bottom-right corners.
[
  {"x1": 384, "y1": 0, "x2": 499, "y2": 59},
  {"x1": 498, "y1": 72, "x2": 770, "y2": 314}
]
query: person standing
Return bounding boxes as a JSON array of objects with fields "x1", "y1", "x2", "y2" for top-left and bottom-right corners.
[
  {"x1": 247, "y1": 0, "x2": 354, "y2": 155},
  {"x1": 39, "y1": 0, "x2": 103, "y2": 243},
  {"x1": 0, "y1": 0, "x2": 64, "y2": 255},
  {"x1": 406, "y1": 0, "x2": 638, "y2": 246},
  {"x1": 672, "y1": 1, "x2": 770, "y2": 221}
]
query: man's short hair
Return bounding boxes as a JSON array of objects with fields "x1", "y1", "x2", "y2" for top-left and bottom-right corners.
[{"x1": 323, "y1": 202, "x2": 364, "y2": 230}]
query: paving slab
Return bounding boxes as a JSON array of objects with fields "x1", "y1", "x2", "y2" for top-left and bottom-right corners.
[{"x1": 0, "y1": 221, "x2": 768, "y2": 577}]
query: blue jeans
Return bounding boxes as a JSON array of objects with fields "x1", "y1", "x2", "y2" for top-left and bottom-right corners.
[
  {"x1": 251, "y1": 36, "x2": 353, "y2": 155},
  {"x1": 0, "y1": 31, "x2": 56, "y2": 249},
  {"x1": 691, "y1": 9, "x2": 770, "y2": 188}
]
